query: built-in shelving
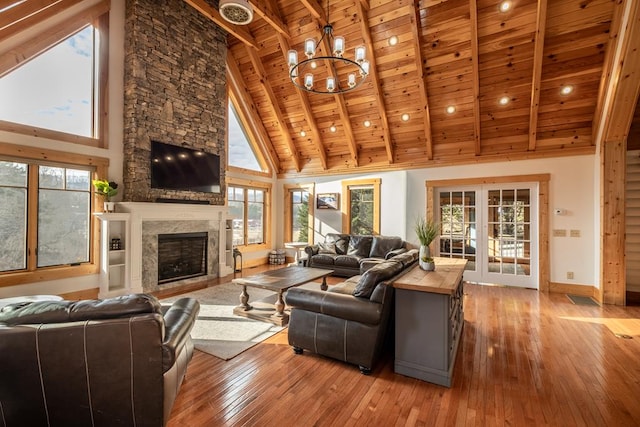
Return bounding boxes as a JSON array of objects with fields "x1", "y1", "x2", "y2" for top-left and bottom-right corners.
[{"x1": 94, "y1": 213, "x2": 131, "y2": 298}]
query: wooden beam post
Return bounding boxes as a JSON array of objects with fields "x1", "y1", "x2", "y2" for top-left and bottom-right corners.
[{"x1": 528, "y1": 0, "x2": 549, "y2": 151}]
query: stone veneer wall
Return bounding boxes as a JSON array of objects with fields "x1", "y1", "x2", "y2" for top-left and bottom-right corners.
[{"x1": 123, "y1": 0, "x2": 226, "y2": 204}]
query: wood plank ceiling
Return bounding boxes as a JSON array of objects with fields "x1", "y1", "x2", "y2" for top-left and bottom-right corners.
[
  {"x1": 199, "y1": 0, "x2": 621, "y2": 177},
  {"x1": 1, "y1": 0, "x2": 627, "y2": 177}
]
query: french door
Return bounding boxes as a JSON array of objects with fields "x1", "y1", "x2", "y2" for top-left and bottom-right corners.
[{"x1": 437, "y1": 183, "x2": 538, "y2": 288}]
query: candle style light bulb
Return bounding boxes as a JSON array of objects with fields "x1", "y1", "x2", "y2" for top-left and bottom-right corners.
[
  {"x1": 348, "y1": 73, "x2": 356, "y2": 88},
  {"x1": 333, "y1": 36, "x2": 345, "y2": 57},
  {"x1": 304, "y1": 38, "x2": 316, "y2": 58},
  {"x1": 360, "y1": 60, "x2": 370, "y2": 76},
  {"x1": 304, "y1": 73, "x2": 314, "y2": 89},
  {"x1": 355, "y1": 45, "x2": 366, "y2": 63},
  {"x1": 287, "y1": 50, "x2": 298, "y2": 68},
  {"x1": 326, "y1": 77, "x2": 336, "y2": 92}
]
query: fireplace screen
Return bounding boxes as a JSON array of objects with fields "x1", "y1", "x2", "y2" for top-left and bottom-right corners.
[{"x1": 157, "y1": 232, "x2": 208, "y2": 284}]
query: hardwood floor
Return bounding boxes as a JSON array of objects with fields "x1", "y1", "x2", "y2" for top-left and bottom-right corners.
[{"x1": 166, "y1": 268, "x2": 640, "y2": 426}]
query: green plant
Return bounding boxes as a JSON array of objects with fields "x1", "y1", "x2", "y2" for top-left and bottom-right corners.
[
  {"x1": 421, "y1": 256, "x2": 434, "y2": 263},
  {"x1": 92, "y1": 179, "x2": 118, "y2": 200},
  {"x1": 415, "y1": 216, "x2": 438, "y2": 246}
]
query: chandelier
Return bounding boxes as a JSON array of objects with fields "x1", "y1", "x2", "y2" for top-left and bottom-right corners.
[{"x1": 287, "y1": 1, "x2": 369, "y2": 94}]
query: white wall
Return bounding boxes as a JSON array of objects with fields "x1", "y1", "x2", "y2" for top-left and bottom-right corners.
[{"x1": 278, "y1": 154, "x2": 597, "y2": 289}]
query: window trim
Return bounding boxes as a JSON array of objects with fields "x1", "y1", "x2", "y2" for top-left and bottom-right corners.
[
  {"x1": 284, "y1": 183, "x2": 315, "y2": 244},
  {"x1": 0, "y1": 2, "x2": 110, "y2": 148},
  {"x1": 0, "y1": 141, "x2": 109, "y2": 288},
  {"x1": 341, "y1": 178, "x2": 381, "y2": 235},
  {"x1": 227, "y1": 177, "x2": 272, "y2": 253}
]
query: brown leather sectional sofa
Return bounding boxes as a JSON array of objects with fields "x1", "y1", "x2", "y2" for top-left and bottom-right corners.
[
  {"x1": 304, "y1": 233, "x2": 409, "y2": 276},
  {"x1": 286, "y1": 249, "x2": 418, "y2": 374},
  {"x1": 0, "y1": 293, "x2": 199, "y2": 427}
]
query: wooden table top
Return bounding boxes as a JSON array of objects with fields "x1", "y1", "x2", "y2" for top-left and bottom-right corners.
[
  {"x1": 231, "y1": 266, "x2": 333, "y2": 292},
  {"x1": 392, "y1": 257, "x2": 467, "y2": 295}
]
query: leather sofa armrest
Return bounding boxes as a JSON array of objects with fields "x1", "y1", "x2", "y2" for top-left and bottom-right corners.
[
  {"x1": 305, "y1": 245, "x2": 319, "y2": 257},
  {"x1": 286, "y1": 288, "x2": 382, "y2": 325},
  {"x1": 385, "y1": 247, "x2": 408, "y2": 259},
  {"x1": 162, "y1": 298, "x2": 200, "y2": 373}
]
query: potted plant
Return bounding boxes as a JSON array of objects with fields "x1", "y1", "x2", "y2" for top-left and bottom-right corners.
[
  {"x1": 93, "y1": 179, "x2": 118, "y2": 213},
  {"x1": 415, "y1": 216, "x2": 438, "y2": 271}
]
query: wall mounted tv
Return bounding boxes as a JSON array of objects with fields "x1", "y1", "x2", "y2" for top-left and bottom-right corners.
[{"x1": 151, "y1": 141, "x2": 221, "y2": 193}]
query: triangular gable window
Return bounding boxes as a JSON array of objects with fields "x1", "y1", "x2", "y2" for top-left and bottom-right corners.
[
  {"x1": 228, "y1": 101, "x2": 265, "y2": 172},
  {"x1": 0, "y1": 26, "x2": 96, "y2": 138}
]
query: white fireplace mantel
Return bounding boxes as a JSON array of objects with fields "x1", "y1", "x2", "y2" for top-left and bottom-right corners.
[{"x1": 116, "y1": 202, "x2": 231, "y2": 292}]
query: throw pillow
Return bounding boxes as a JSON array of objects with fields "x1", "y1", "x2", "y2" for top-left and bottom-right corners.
[
  {"x1": 318, "y1": 242, "x2": 337, "y2": 254},
  {"x1": 369, "y1": 236, "x2": 403, "y2": 258},
  {"x1": 325, "y1": 233, "x2": 350, "y2": 255},
  {"x1": 347, "y1": 235, "x2": 373, "y2": 257},
  {"x1": 353, "y1": 260, "x2": 403, "y2": 298}
]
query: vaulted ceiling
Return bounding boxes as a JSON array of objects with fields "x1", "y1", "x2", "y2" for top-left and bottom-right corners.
[{"x1": 186, "y1": 0, "x2": 638, "y2": 178}]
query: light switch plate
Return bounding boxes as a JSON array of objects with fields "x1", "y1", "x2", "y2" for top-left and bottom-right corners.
[
  {"x1": 553, "y1": 229, "x2": 566, "y2": 237},
  {"x1": 570, "y1": 229, "x2": 580, "y2": 237}
]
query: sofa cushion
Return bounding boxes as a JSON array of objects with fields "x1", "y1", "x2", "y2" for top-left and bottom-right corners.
[
  {"x1": 328, "y1": 279, "x2": 358, "y2": 295},
  {"x1": 0, "y1": 294, "x2": 161, "y2": 326},
  {"x1": 318, "y1": 242, "x2": 337, "y2": 254},
  {"x1": 353, "y1": 260, "x2": 403, "y2": 298},
  {"x1": 369, "y1": 236, "x2": 404, "y2": 258},
  {"x1": 311, "y1": 253, "x2": 338, "y2": 266},
  {"x1": 391, "y1": 249, "x2": 419, "y2": 267},
  {"x1": 334, "y1": 255, "x2": 361, "y2": 269},
  {"x1": 325, "y1": 233, "x2": 350, "y2": 255},
  {"x1": 347, "y1": 235, "x2": 373, "y2": 257}
]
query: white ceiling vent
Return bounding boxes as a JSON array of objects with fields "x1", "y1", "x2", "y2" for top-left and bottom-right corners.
[{"x1": 219, "y1": 0, "x2": 254, "y2": 25}]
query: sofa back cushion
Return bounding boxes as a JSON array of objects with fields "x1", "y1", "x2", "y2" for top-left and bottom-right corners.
[
  {"x1": 347, "y1": 235, "x2": 373, "y2": 257},
  {"x1": 353, "y1": 260, "x2": 403, "y2": 298},
  {"x1": 369, "y1": 236, "x2": 404, "y2": 258},
  {"x1": 0, "y1": 294, "x2": 162, "y2": 326},
  {"x1": 325, "y1": 233, "x2": 350, "y2": 254}
]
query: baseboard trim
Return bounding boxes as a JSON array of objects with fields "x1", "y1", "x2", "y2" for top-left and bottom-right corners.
[{"x1": 549, "y1": 282, "x2": 598, "y2": 298}]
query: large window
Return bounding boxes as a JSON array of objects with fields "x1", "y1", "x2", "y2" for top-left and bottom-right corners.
[
  {"x1": 284, "y1": 184, "x2": 314, "y2": 243},
  {"x1": 0, "y1": 5, "x2": 109, "y2": 147},
  {"x1": 0, "y1": 160, "x2": 93, "y2": 274},
  {"x1": 342, "y1": 179, "x2": 381, "y2": 235},
  {"x1": 227, "y1": 100, "x2": 267, "y2": 173},
  {"x1": 227, "y1": 180, "x2": 271, "y2": 249}
]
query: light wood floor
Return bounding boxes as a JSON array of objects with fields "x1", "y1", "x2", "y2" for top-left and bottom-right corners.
[{"x1": 165, "y1": 266, "x2": 640, "y2": 427}]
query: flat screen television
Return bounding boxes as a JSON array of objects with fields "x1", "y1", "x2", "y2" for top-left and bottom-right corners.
[{"x1": 151, "y1": 141, "x2": 221, "y2": 193}]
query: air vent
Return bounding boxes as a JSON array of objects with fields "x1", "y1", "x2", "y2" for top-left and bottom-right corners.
[{"x1": 219, "y1": 0, "x2": 253, "y2": 25}]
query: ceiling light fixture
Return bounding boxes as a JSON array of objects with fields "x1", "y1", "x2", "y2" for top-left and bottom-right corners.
[
  {"x1": 561, "y1": 85, "x2": 574, "y2": 95},
  {"x1": 330, "y1": 125, "x2": 337, "y2": 132},
  {"x1": 364, "y1": 120, "x2": 371, "y2": 127},
  {"x1": 287, "y1": 0, "x2": 369, "y2": 94},
  {"x1": 401, "y1": 113, "x2": 410, "y2": 122},
  {"x1": 499, "y1": 96, "x2": 510, "y2": 105},
  {"x1": 388, "y1": 35, "x2": 399, "y2": 46},
  {"x1": 219, "y1": 0, "x2": 254, "y2": 25},
  {"x1": 300, "y1": 130, "x2": 306, "y2": 137},
  {"x1": 446, "y1": 105, "x2": 456, "y2": 114},
  {"x1": 499, "y1": 1, "x2": 512, "y2": 12}
]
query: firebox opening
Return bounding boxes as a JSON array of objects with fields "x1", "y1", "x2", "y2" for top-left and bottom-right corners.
[{"x1": 157, "y1": 232, "x2": 208, "y2": 284}]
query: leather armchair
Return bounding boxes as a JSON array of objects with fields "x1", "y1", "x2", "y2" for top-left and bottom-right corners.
[
  {"x1": 286, "y1": 254, "x2": 417, "y2": 374},
  {"x1": 0, "y1": 293, "x2": 199, "y2": 427}
]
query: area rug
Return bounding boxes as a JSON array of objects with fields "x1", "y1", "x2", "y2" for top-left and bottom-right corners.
[
  {"x1": 161, "y1": 282, "x2": 285, "y2": 360},
  {"x1": 567, "y1": 294, "x2": 600, "y2": 306}
]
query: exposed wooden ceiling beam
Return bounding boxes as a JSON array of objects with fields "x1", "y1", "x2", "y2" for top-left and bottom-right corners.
[
  {"x1": 183, "y1": 0, "x2": 258, "y2": 49},
  {"x1": 300, "y1": 0, "x2": 326, "y2": 23},
  {"x1": 245, "y1": 45, "x2": 302, "y2": 172},
  {"x1": 359, "y1": 0, "x2": 370, "y2": 10},
  {"x1": 0, "y1": 0, "x2": 84, "y2": 43},
  {"x1": 249, "y1": 0, "x2": 289, "y2": 38},
  {"x1": 226, "y1": 52, "x2": 280, "y2": 173},
  {"x1": 356, "y1": 1, "x2": 393, "y2": 164},
  {"x1": 409, "y1": 1, "x2": 433, "y2": 159},
  {"x1": 600, "y1": 0, "x2": 640, "y2": 142},
  {"x1": 469, "y1": 0, "x2": 481, "y2": 156},
  {"x1": 528, "y1": 0, "x2": 548, "y2": 151}
]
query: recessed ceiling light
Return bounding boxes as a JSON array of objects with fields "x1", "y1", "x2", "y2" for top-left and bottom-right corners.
[
  {"x1": 300, "y1": 130, "x2": 306, "y2": 137},
  {"x1": 499, "y1": 1, "x2": 512, "y2": 12},
  {"x1": 401, "y1": 113, "x2": 410, "y2": 122},
  {"x1": 330, "y1": 125, "x2": 337, "y2": 132},
  {"x1": 388, "y1": 35, "x2": 399, "y2": 46},
  {"x1": 561, "y1": 85, "x2": 574, "y2": 95},
  {"x1": 446, "y1": 105, "x2": 456, "y2": 114},
  {"x1": 499, "y1": 96, "x2": 510, "y2": 106},
  {"x1": 364, "y1": 120, "x2": 371, "y2": 127},
  {"x1": 310, "y1": 61, "x2": 317, "y2": 69}
]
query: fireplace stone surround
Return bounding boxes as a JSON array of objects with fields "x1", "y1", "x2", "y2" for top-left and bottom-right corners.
[{"x1": 118, "y1": 202, "x2": 231, "y2": 293}]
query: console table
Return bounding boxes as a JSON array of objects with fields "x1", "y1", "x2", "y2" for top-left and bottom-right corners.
[{"x1": 392, "y1": 257, "x2": 467, "y2": 387}]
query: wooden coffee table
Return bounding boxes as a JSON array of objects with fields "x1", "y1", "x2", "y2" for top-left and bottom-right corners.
[{"x1": 232, "y1": 266, "x2": 333, "y2": 326}]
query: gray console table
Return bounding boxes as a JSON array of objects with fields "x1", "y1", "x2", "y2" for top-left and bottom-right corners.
[{"x1": 393, "y1": 257, "x2": 466, "y2": 387}]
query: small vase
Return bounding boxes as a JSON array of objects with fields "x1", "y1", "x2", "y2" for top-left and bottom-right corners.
[
  {"x1": 104, "y1": 201, "x2": 115, "y2": 213},
  {"x1": 419, "y1": 245, "x2": 435, "y2": 271}
]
